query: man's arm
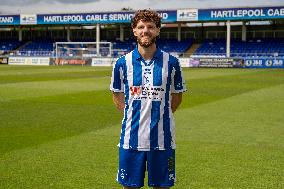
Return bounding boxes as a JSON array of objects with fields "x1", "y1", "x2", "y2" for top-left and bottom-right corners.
[
  {"x1": 171, "y1": 93, "x2": 182, "y2": 113},
  {"x1": 112, "y1": 92, "x2": 125, "y2": 113}
]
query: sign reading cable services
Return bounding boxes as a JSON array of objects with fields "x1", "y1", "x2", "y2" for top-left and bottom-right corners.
[
  {"x1": 37, "y1": 11, "x2": 176, "y2": 24},
  {"x1": 199, "y1": 7, "x2": 284, "y2": 21}
]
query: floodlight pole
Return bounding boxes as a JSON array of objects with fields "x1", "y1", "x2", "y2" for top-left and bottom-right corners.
[
  {"x1": 96, "y1": 24, "x2": 100, "y2": 56},
  {"x1": 177, "y1": 23, "x2": 181, "y2": 42},
  {"x1": 55, "y1": 42, "x2": 58, "y2": 66},
  {"x1": 242, "y1": 21, "x2": 247, "y2": 42},
  {"x1": 18, "y1": 28, "x2": 22, "y2": 42},
  {"x1": 226, "y1": 20, "x2": 231, "y2": 58},
  {"x1": 67, "y1": 26, "x2": 71, "y2": 42},
  {"x1": 120, "y1": 25, "x2": 124, "y2": 42}
]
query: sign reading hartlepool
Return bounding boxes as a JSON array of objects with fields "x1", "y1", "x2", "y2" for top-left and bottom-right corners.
[{"x1": 210, "y1": 7, "x2": 284, "y2": 19}]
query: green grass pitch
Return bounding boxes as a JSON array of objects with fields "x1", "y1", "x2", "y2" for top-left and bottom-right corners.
[{"x1": 0, "y1": 65, "x2": 283, "y2": 188}]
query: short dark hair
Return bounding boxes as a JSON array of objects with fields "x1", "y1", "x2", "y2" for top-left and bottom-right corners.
[{"x1": 131, "y1": 9, "x2": 161, "y2": 29}]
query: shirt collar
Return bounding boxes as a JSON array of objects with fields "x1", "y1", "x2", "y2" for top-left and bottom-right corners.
[{"x1": 133, "y1": 46, "x2": 163, "y2": 61}]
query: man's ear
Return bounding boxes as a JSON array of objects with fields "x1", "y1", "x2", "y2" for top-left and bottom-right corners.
[
  {"x1": 133, "y1": 28, "x2": 138, "y2": 37},
  {"x1": 156, "y1": 28, "x2": 160, "y2": 36}
]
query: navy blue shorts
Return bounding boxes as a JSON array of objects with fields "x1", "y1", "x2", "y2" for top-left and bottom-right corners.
[{"x1": 117, "y1": 148, "x2": 176, "y2": 188}]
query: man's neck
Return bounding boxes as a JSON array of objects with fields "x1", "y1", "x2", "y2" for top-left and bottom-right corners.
[{"x1": 138, "y1": 44, "x2": 157, "y2": 60}]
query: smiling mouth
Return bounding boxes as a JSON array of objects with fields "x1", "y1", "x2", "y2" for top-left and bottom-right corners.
[
  {"x1": 137, "y1": 35, "x2": 156, "y2": 47},
  {"x1": 142, "y1": 36, "x2": 152, "y2": 40},
  {"x1": 142, "y1": 34, "x2": 151, "y2": 37}
]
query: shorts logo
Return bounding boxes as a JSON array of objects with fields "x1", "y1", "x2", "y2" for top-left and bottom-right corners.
[
  {"x1": 168, "y1": 156, "x2": 175, "y2": 172},
  {"x1": 169, "y1": 173, "x2": 175, "y2": 181},
  {"x1": 130, "y1": 86, "x2": 141, "y2": 95},
  {"x1": 119, "y1": 169, "x2": 127, "y2": 180}
]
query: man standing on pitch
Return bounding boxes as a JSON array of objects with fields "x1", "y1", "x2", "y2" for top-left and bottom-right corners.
[{"x1": 110, "y1": 9, "x2": 186, "y2": 189}]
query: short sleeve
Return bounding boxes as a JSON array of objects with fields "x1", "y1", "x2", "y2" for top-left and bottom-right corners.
[
  {"x1": 110, "y1": 57, "x2": 124, "y2": 92},
  {"x1": 171, "y1": 57, "x2": 187, "y2": 93}
]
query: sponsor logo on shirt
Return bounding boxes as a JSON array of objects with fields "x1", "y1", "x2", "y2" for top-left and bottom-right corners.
[
  {"x1": 130, "y1": 86, "x2": 141, "y2": 95},
  {"x1": 130, "y1": 86, "x2": 165, "y2": 101}
]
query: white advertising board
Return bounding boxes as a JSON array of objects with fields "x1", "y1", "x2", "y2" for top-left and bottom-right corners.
[
  {"x1": 91, "y1": 57, "x2": 115, "y2": 66},
  {"x1": 9, "y1": 57, "x2": 50, "y2": 66}
]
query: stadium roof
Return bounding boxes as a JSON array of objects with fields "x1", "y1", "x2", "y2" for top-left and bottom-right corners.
[
  {"x1": 0, "y1": 6, "x2": 283, "y2": 26},
  {"x1": 0, "y1": 0, "x2": 283, "y2": 14}
]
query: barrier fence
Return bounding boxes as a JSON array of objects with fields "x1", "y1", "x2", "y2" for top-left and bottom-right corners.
[
  {"x1": 179, "y1": 57, "x2": 284, "y2": 68},
  {"x1": 1, "y1": 51, "x2": 284, "y2": 68}
]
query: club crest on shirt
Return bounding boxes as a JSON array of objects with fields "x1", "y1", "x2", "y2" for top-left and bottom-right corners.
[{"x1": 143, "y1": 75, "x2": 150, "y2": 85}]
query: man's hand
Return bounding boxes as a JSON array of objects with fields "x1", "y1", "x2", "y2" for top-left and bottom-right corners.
[
  {"x1": 112, "y1": 92, "x2": 125, "y2": 113},
  {"x1": 171, "y1": 93, "x2": 182, "y2": 113}
]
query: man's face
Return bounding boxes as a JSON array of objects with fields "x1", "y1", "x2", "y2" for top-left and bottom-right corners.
[{"x1": 133, "y1": 20, "x2": 160, "y2": 48}]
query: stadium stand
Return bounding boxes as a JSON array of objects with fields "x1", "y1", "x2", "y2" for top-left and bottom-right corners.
[
  {"x1": 193, "y1": 38, "x2": 284, "y2": 58},
  {"x1": 0, "y1": 40, "x2": 21, "y2": 55},
  {"x1": 112, "y1": 39, "x2": 193, "y2": 57},
  {"x1": 157, "y1": 39, "x2": 193, "y2": 56},
  {"x1": 1, "y1": 38, "x2": 192, "y2": 58},
  {"x1": 16, "y1": 40, "x2": 54, "y2": 57},
  {"x1": 2, "y1": 37, "x2": 284, "y2": 59},
  {"x1": 112, "y1": 39, "x2": 136, "y2": 57}
]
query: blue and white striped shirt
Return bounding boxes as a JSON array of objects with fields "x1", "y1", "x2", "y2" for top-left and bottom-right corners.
[{"x1": 110, "y1": 47, "x2": 186, "y2": 151}]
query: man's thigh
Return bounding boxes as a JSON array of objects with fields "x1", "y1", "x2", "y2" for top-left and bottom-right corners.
[
  {"x1": 117, "y1": 148, "x2": 147, "y2": 188},
  {"x1": 147, "y1": 149, "x2": 175, "y2": 188}
]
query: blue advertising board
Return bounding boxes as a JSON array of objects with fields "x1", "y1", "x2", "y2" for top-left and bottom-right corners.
[
  {"x1": 199, "y1": 7, "x2": 284, "y2": 21},
  {"x1": 0, "y1": 15, "x2": 20, "y2": 25},
  {"x1": 1, "y1": 6, "x2": 284, "y2": 26},
  {"x1": 37, "y1": 10, "x2": 176, "y2": 25},
  {"x1": 244, "y1": 58, "x2": 284, "y2": 68}
]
